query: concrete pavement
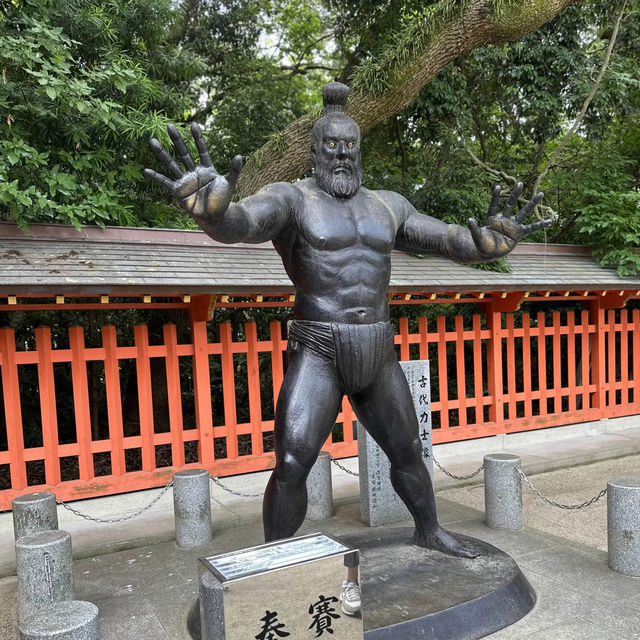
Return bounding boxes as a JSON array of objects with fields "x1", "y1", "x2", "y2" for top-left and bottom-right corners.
[{"x1": 1, "y1": 415, "x2": 640, "y2": 638}]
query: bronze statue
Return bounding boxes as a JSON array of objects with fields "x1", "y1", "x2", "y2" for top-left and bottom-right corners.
[{"x1": 145, "y1": 82, "x2": 549, "y2": 558}]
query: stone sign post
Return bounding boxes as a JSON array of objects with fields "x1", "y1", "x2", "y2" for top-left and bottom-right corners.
[{"x1": 358, "y1": 360, "x2": 432, "y2": 526}]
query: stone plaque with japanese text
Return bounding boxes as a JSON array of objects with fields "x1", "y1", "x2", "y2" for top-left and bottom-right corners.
[
  {"x1": 358, "y1": 360, "x2": 432, "y2": 527},
  {"x1": 199, "y1": 533, "x2": 364, "y2": 640}
]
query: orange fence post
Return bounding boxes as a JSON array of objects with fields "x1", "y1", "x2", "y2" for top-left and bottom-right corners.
[
  {"x1": 68, "y1": 326, "x2": 95, "y2": 481},
  {"x1": 219, "y1": 323, "x2": 239, "y2": 459},
  {"x1": 537, "y1": 311, "x2": 548, "y2": 417},
  {"x1": 0, "y1": 328, "x2": 27, "y2": 490},
  {"x1": 620, "y1": 310, "x2": 629, "y2": 405},
  {"x1": 102, "y1": 326, "x2": 126, "y2": 476},
  {"x1": 270, "y1": 321, "x2": 285, "y2": 410},
  {"x1": 472, "y1": 314, "x2": 484, "y2": 424},
  {"x1": 551, "y1": 312, "x2": 562, "y2": 414},
  {"x1": 521, "y1": 313, "x2": 533, "y2": 418},
  {"x1": 436, "y1": 316, "x2": 449, "y2": 430},
  {"x1": 35, "y1": 327, "x2": 61, "y2": 485},
  {"x1": 607, "y1": 310, "x2": 617, "y2": 407},
  {"x1": 633, "y1": 309, "x2": 640, "y2": 407},
  {"x1": 580, "y1": 310, "x2": 591, "y2": 411},
  {"x1": 454, "y1": 315, "x2": 467, "y2": 428},
  {"x1": 245, "y1": 322, "x2": 264, "y2": 457},
  {"x1": 486, "y1": 305, "x2": 504, "y2": 425},
  {"x1": 190, "y1": 298, "x2": 214, "y2": 464},
  {"x1": 589, "y1": 300, "x2": 606, "y2": 411},
  {"x1": 567, "y1": 312, "x2": 577, "y2": 412},
  {"x1": 163, "y1": 323, "x2": 185, "y2": 467},
  {"x1": 505, "y1": 314, "x2": 517, "y2": 420},
  {"x1": 398, "y1": 317, "x2": 410, "y2": 361},
  {"x1": 134, "y1": 325, "x2": 155, "y2": 472}
]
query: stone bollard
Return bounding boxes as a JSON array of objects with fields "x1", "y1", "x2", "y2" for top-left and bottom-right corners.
[
  {"x1": 173, "y1": 469, "x2": 213, "y2": 548},
  {"x1": 13, "y1": 493, "x2": 59, "y2": 541},
  {"x1": 306, "y1": 451, "x2": 333, "y2": 520},
  {"x1": 19, "y1": 601, "x2": 99, "y2": 640},
  {"x1": 484, "y1": 454, "x2": 523, "y2": 531},
  {"x1": 16, "y1": 530, "x2": 74, "y2": 621},
  {"x1": 607, "y1": 478, "x2": 640, "y2": 576}
]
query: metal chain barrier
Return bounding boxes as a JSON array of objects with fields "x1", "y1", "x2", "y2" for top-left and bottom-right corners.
[
  {"x1": 330, "y1": 457, "x2": 359, "y2": 477},
  {"x1": 518, "y1": 466, "x2": 607, "y2": 510},
  {"x1": 43, "y1": 551, "x2": 53, "y2": 602},
  {"x1": 209, "y1": 475, "x2": 263, "y2": 498},
  {"x1": 56, "y1": 480, "x2": 174, "y2": 523},
  {"x1": 433, "y1": 457, "x2": 484, "y2": 481}
]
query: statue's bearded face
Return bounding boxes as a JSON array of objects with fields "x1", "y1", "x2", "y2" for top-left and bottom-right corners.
[{"x1": 312, "y1": 118, "x2": 362, "y2": 199}]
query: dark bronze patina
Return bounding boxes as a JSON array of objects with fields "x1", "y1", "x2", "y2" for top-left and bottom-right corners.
[{"x1": 145, "y1": 82, "x2": 549, "y2": 558}]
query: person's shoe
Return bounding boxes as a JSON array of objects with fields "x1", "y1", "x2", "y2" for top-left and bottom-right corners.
[{"x1": 340, "y1": 580, "x2": 361, "y2": 615}]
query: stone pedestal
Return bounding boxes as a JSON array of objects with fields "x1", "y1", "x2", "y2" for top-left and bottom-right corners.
[
  {"x1": 607, "y1": 478, "x2": 640, "y2": 576},
  {"x1": 484, "y1": 454, "x2": 523, "y2": 531},
  {"x1": 358, "y1": 360, "x2": 432, "y2": 527},
  {"x1": 306, "y1": 450, "x2": 333, "y2": 520},
  {"x1": 13, "y1": 493, "x2": 59, "y2": 541},
  {"x1": 19, "y1": 601, "x2": 99, "y2": 640},
  {"x1": 173, "y1": 469, "x2": 213, "y2": 548},
  {"x1": 16, "y1": 530, "x2": 74, "y2": 620}
]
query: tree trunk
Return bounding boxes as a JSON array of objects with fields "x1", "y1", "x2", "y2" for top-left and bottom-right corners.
[{"x1": 236, "y1": 0, "x2": 577, "y2": 198}]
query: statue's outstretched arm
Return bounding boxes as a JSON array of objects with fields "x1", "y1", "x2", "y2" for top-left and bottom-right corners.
[
  {"x1": 144, "y1": 124, "x2": 293, "y2": 244},
  {"x1": 394, "y1": 184, "x2": 551, "y2": 264}
]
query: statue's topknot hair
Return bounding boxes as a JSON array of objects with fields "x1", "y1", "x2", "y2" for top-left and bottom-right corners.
[{"x1": 322, "y1": 82, "x2": 350, "y2": 116}]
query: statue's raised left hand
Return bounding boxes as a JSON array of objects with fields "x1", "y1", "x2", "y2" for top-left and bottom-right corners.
[
  {"x1": 468, "y1": 183, "x2": 551, "y2": 259},
  {"x1": 143, "y1": 123, "x2": 242, "y2": 219}
]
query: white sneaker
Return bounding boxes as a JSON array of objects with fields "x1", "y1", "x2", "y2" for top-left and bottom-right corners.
[{"x1": 340, "y1": 580, "x2": 361, "y2": 615}]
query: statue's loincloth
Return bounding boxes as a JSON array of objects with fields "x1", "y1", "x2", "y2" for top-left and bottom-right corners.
[{"x1": 288, "y1": 320, "x2": 394, "y2": 394}]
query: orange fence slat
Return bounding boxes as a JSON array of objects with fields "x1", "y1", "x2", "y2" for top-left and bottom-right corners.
[
  {"x1": 506, "y1": 314, "x2": 516, "y2": 420},
  {"x1": 436, "y1": 316, "x2": 449, "y2": 430},
  {"x1": 607, "y1": 310, "x2": 617, "y2": 407},
  {"x1": 133, "y1": 325, "x2": 155, "y2": 472},
  {"x1": 634, "y1": 309, "x2": 640, "y2": 405},
  {"x1": 418, "y1": 317, "x2": 429, "y2": 360},
  {"x1": 567, "y1": 312, "x2": 576, "y2": 412},
  {"x1": 68, "y1": 327, "x2": 94, "y2": 480},
  {"x1": 472, "y1": 315, "x2": 483, "y2": 423},
  {"x1": 220, "y1": 324, "x2": 239, "y2": 459},
  {"x1": 552, "y1": 312, "x2": 562, "y2": 414},
  {"x1": 537, "y1": 312, "x2": 548, "y2": 417},
  {"x1": 521, "y1": 313, "x2": 532, "y2": 418},
  {"x1": 0, "y1": 328, "x2": 27, "y2": 490},
  {"x1": 270, "y1": 322, "x2": 285, "y2": 410},
  {"x1": 163, "y1": 324, "x2": 185, "y2": 468},
  {"x1": 399, "y1": 317, "x2": 410, "y2": 361},
  {"x1": 620, "y1": 311, "x2": 629, "y2": 404},
  {"x1": 191, "y1": 316, "x2": 214, "y2": 464},
  {"x1": 245, "y1": 323, "x2": 264, "y2": 457},
  {"x1": 102, "y1": 326, "x2": 125, "y2": 476},
  {"x1": 580, "y1": 310, "x2": 591, "y2": 411},
  {"x1": 455, "y1": 316, "x2": 467, "y2": 428},
  {"x1": 35, "y1": 327, "x2": 61, "y2": 485},
  {"x1": 486, "y1": 308, "x2": 503, "y2": 424}
]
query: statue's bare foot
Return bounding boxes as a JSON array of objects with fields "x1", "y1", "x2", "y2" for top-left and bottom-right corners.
[{"x1": 413, "y1": 526, "x2": 483, "y2": 559}]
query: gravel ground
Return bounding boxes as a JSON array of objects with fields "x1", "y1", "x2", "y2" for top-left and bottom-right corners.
[{"x1": 439, "y1": 453, "x2": 640, "y2": 552}]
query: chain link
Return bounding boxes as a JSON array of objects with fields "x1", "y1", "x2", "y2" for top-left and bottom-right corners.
[
  {"x1": 518, "y1": 467, "x2": 607, "y2": 510},
  {"x1": 43, "y1": 552, "x2": 53, "y2": 602},
  {"x1": 209, "y1": 476, "x2": 263, "y2": 498},
  {"x1": 330, "y1": 457, "x2": 359, "y2": 477},
  {"x1": 433, "y1": 457, "x2": 485, "y2": 481},
  {"x1": 56, "y1": 480, "x2": 174, "y2": 523}
]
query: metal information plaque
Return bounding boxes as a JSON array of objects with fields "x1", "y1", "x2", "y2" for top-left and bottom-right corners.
[{"x1": 199, "y1": 532, "x2": 364, "y2": 640}]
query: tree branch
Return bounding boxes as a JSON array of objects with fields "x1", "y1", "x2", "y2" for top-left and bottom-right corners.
[
  {"x1": 236, "y1": 0, "x2": 578, "y2": 198},
  {"x1": 532, "y1": 0, "x2": 627, "y2": 196}
]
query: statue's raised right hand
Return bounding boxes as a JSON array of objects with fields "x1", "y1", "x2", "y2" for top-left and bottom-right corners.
[{"x1": 143, "y1": 123, "x2": 242, "y2": 219}]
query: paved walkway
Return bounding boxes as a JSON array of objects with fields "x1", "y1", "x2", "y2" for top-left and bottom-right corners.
[{"x1": 1, "y1": 416, "x2": 640, "y2": 639}]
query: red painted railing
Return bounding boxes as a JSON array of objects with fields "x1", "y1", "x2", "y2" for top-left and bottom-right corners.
[{"x1": 1, "y1": 300, "x2": 639, "y2": 509}]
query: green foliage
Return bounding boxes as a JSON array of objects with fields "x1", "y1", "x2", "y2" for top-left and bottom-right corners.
[{"x1": 0, "y1": 0, "x2": 205, "y2": 229}]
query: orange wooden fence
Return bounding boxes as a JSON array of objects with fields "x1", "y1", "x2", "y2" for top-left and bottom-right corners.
[{"x1": 1, "y1": 301, "x2": 639, "y2": 508}]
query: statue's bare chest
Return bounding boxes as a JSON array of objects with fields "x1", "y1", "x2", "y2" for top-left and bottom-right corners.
[{"x1": 297, "y1": 191, "x2": 397, "y2": 253}]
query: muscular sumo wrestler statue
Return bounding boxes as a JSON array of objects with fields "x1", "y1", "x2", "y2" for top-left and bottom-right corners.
[{"x1": 145, "y1": 82, "x2": 549, "y2": 558}]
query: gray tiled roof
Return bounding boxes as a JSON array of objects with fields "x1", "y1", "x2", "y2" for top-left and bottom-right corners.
[{"x1": 0, "y1": 223, "x2": 638, "y2": 295}]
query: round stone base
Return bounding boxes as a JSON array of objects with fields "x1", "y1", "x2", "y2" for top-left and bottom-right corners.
[
  {"x1": 342, "y1": 527, "x2": 535, "y2": 640},
  {"x1": 19, "y1": 601, "x2": 99, "y2": 640}
]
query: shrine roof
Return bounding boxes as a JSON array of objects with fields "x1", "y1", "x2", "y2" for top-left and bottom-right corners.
[{"x1": 0, "y1": 222, "x2": 638, "y2": 295}]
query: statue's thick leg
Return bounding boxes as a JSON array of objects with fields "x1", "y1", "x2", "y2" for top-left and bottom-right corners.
[
  {"x1": 349, "y1": 357, "x2": 482, "y2": 559},
  {"x1": 263, "y1": 343, "x2": 342, "y2": 542}
]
